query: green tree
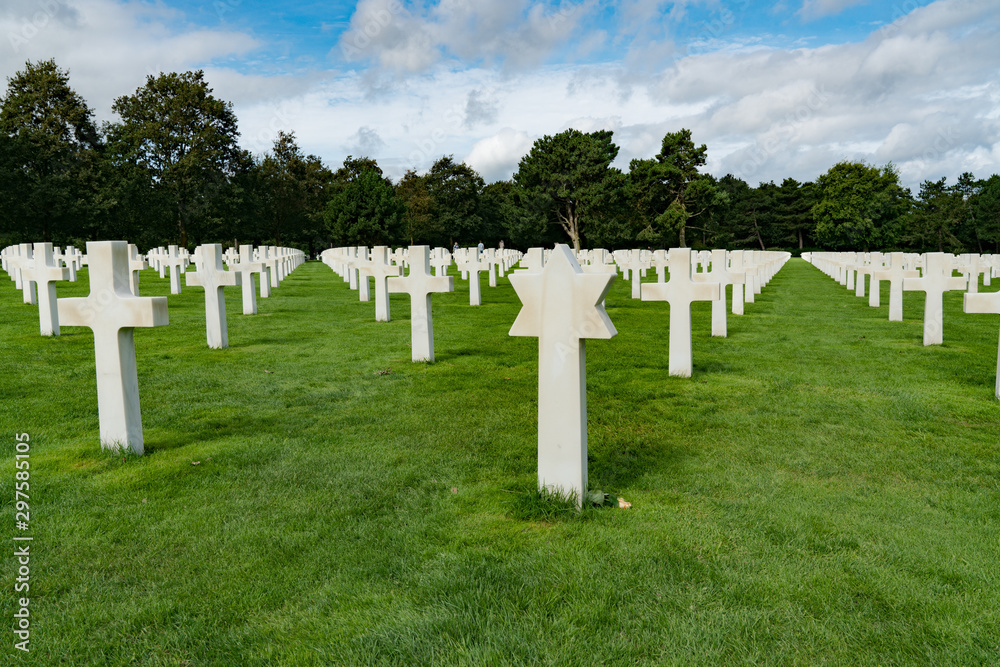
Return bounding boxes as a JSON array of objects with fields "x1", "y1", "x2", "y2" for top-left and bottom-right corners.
[
  {"x1": 513, "y1": 129, "x2": 620, "y2": 251},
  {"x1": 627, "y1": 129, "x2": 714, "y2": 248},
  {"x1": 396, "y1": 169, "x2": 437, "y2": 245},
  {"x1": 972, "y1": 174, "x2": 1000, "y2": 252},
  {"x1": 713, "y1": 176, "x2": 779, "y2": 250},
  {"x1": 257, "y1": 131, "x2": 333, "y2": 251},
  {"x1": 812, "y1": 161, "x2": 910, "y2": 250},
  {"x1": 106, "y1": 70, "x2": 242, "y2": 247},
  {"x1": 902, "y1": 178, "x2": 963, "y2": 253},
  {"x1": 0, "y1": 59, "x2": 104, "y2": 243},
  {"x1": 324, "y1": 158, "x2": 403, "y2": 246},
  {"x1": 479, "y1": 180, "x2": 555, "y2": 250},
  {"x1": 773, "y1": 178, "x2": 816, "y2": 249},
  {"x1": 425, "y1": 156, "x2": 485, "y2": 246}
]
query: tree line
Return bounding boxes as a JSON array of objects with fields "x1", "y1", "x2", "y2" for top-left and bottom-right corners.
[{"x1": 2, "y1": 60, "x2": 998, "y2": 255}]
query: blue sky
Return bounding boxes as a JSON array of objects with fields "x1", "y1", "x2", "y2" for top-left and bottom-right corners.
[{"x1": 2, "y1": 0, "x2": 997, "y2": 190}]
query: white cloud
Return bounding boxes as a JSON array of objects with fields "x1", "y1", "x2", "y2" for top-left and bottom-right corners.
[
  {"x1": 336, "y1": 0, "x2": 596, "y2": 74},
  {"x1": 464, "y1": 128, "x2": 535, "y2": 182},
  {"x1": 2, "y1": 0, "x2": 997, "y2": 195},
  {"x1": 0, "y1": 0, "x2": 259, "y2": 120}
]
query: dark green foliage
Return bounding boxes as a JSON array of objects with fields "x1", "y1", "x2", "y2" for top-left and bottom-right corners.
[
  {"x1": 396, "y1": 169, "x2": 437, "y2": 245},
  {"x1": 514, "y1": 129, "x2": 620, "y2": 251},
  {"x1": 973, "y1": 175, "x2": 1000, "y2": 251},
  {"x1": 256, "y1": 131, "x2": 333, "y2": 252},
  {"x1": 324, "y1": 159, "x2": 404, "y2": 246},
  {"x1": 902, "y1": 177, "x2": 964, "y2": 253},
  {"x1": 628, "y1": 128, "x2": 718, "y2": 248},
  {"x1": 425, "y1": 155, "x2": 486, "y2": 246},
  {"x1": 104, "y1": 70, "x2": 243, "y2": 247},
  {"x1": 812, "y1": 161, "x2": 910, "y2": 250},
  {"x1": 0, "y1": 59, "x2": 105, "y2": 244},
  {"x1": 1, "y1": 59, "x2": 996, "y2": 254}
]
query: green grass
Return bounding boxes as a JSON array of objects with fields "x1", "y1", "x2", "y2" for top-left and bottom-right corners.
[{"x1": 2, "y1": 257, "x2": 999, "y2": 665}]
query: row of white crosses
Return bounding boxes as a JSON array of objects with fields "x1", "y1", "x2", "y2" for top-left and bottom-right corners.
[
  {"x1": 320, "y1": 245, "x2": 525, "y2": 361},
  {"x1": 572, "y1": 247, "x2": 790, "y2": 376},
  {"x1": 2, "y1": 240, "x2": 305, "y2": 453},
  {"x1": 807, "y1": 251, "x2": 1000, "y2": 398},
  {"x1": 808, "y1": 251, "x2": 970, "y2": 345}
]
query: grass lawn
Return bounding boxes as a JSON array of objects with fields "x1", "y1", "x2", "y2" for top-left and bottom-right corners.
[{"x1": 2, "y1": 256, "x2": 999, "y2": 665}]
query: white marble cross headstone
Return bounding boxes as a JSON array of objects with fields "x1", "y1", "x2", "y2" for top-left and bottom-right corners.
[
  {"x1": 355, "y1": 246, "x2": 372, "y2": 302},
  {"x1": 619, "y1": 250, "x2": 649, "y2": 299},
  {"x1": 519, "y1": 248, "x2": 545, "y2": 273},
  {"x1": 57, "y1": 241, "x2": 169, "y2": 454},
  {"x1": 509, "y1": 244, "x2": 617, "y2": 507},
  {"x1": 186, "y1": 244, "x2": 241, "y2": 349},
  {"x1": 163, "y1": 245, "x2": 187, "y2": 295},
  {"x1": 16, "y1": 244, "x2": 37, "y2": 304},
  {"x1": 63, "y1": 246, "x2": 80, "y2": 282},
  {"x1": 234, "y1": 245, "x2": 264, "y2": 315},
  {"x1": 728, "y1": 250, "x2": 746, "y2": 315},
  {"x1": 485, "y1": 248, "x2": 498, "y2": 287},
  {"x1": 431, "y1": 248, "x2": 452, "y2": 277},
  {"x1": 867, "y1": 251, "x2": 884, "y2": 308},
  {"x1": 388, "y1": 245, "x2": 454, "y2": 361},
  {"x1": 361, "y1": 246, "x2": 400, "y2": 321},
  {"x1": 128, "y1": 244, "x2": 147, "y2": 296},
  {"x1": 255, "y1": 246, "x2": 273, "y2": 298},
  {"x1": 641, "y1": 247, "x2": 720, "y2": 377},
  {"x1": 903, "y1": 252, "x2": 967, "y2": 346},
  {"x1": 465, "y1": 247, "x2": 488, "y2": 306},
  {"x1": 694, "y1": 249, "x2": 745, "y2": 337},
  {"x1": 873, "y1": 252, "x2": 919, "y2": 321},
  {"x1": 23, "y1": 243, "x2": 69, "y2": 336}
]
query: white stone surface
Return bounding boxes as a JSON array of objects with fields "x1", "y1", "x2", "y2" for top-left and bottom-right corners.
[
  {"x1": 234, "y1": 245, "x2": 264, "y2": 315},
  {"x1": 694, "y1": 249, "x2": 745, "y2": 337},
  {"x1": 163, "y1": 245, "x2": 188, "y2": 295},
  {"x1": 868, "y1": 252, "x2": 884, "y2": 308},
  {"x1": 388, "y1": 245, "x2": 454, "y2": 362},
  {"x1": 16, "y1": 244, "x2": 37, "y2": 304},
  {"x1": 57, "y1": 241, "x2": 169, "y2": 454},
  {"x1": 465, "y1": 247, "x2": 487, "y2": 305},
  {"x1": 509, "y1": 244, "x2": 617, "y2": 507},
  {"x1": 903, "y1": 252, "x2": 967, "y2": 346},
  {"x1": 22, "y1": 243, "x2": 69, "y2": 336},
  {"x1": 641, "y1": 248, "x2": 720, "y2": 377},
  {"x1": 873, "y1": 252, "x2": 919, "y2": 321},
  {"x1": 361, "y1": 246, "x2": 400, "y2": 321},
  {"x1": 729, "y1": 250, "x2": 746, "y2": 315},
  {"x1": 186, "y1": 244, "x2": 241, "y2": 349},
  {"x1": 127, "y1": 244, "x2": 147, "y2": 296}
]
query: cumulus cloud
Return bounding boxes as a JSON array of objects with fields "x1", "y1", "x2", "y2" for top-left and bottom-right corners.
[
  {"x1": 0, "y1": 0, "x2": 259, "y2": 120},
  {"x1": 4, "y1": 0, "x2": 997, "y2": 194},
  {"x1": 335, "y1": 0, "x2": 595, "y2": 74},
  {"x1": 464, "y1": 128, "x2": 535, "y2": 182}
]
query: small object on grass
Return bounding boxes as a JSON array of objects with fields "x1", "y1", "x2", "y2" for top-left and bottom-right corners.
[
  {"x1": 618, "y1": 497, "x2": 631, "y2": 509},
  {"x1": 192, "y1": 461, "x2": 201, "y2": 466},
  {"x1": 374, "y1": 369, "x2": 393, "y2": 376},
  {"x1": 142, "y1": 498, "x2": 147, "y2": 503},
  {"x1": 264, "y1": 370, "x2": 273, "y2": 374},
  {"x1": 450, "y1": 487, "x2": 457, "y2": 494}
]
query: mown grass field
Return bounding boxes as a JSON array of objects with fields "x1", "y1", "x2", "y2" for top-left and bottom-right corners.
[{"x1": 1, "y1": 256, "x2": 999, "y2": 665}]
